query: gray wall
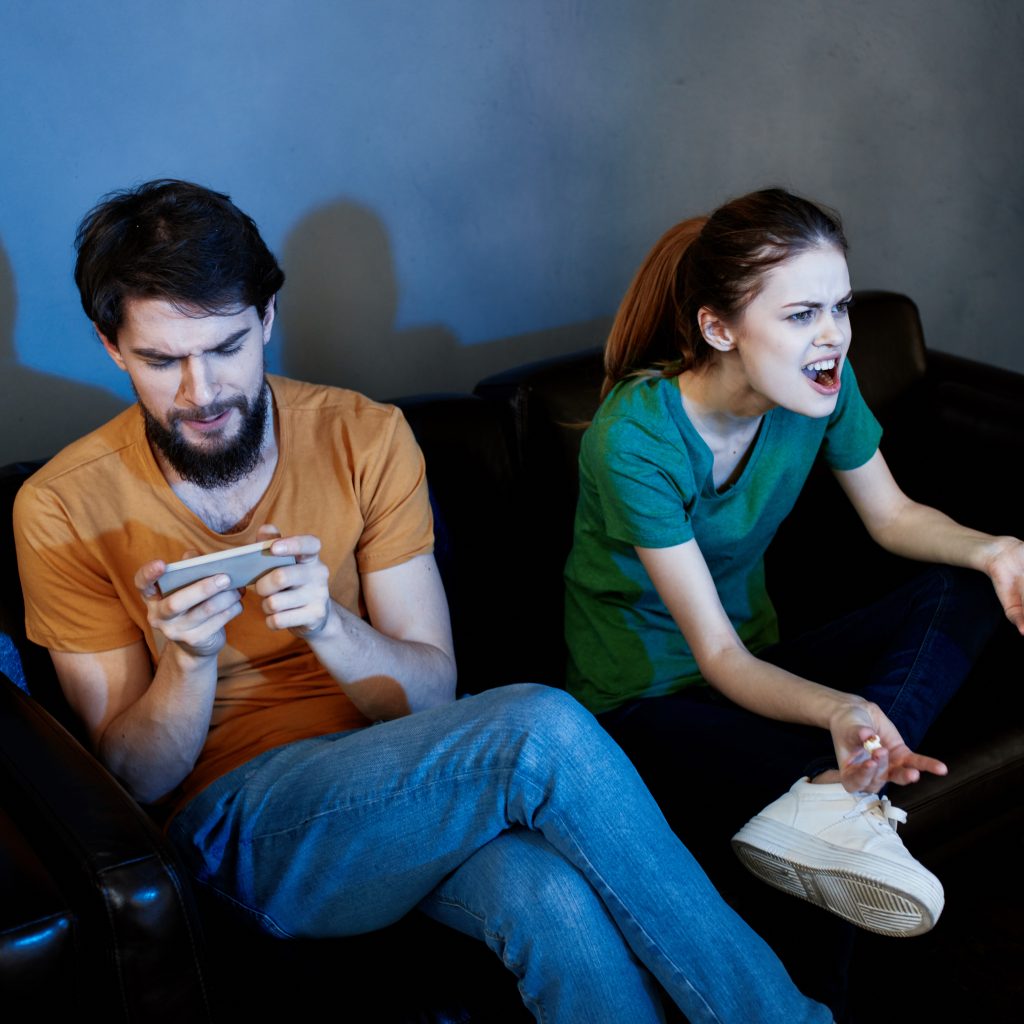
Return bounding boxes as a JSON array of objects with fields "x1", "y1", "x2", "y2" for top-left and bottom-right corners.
[{"x1": 2, "y1": 0, "x2": 1021, "y2": 464}]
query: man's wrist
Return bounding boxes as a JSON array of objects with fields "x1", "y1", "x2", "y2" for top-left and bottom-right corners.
[
  {"x1": 163, "y1": 639, "x2": 221, "y2": 674},
  {"x1": 297, "y1": 601, "x2": 344, "y2": 644}
]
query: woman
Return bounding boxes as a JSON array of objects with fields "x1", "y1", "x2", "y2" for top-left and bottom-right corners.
[{"x1": 564, "y1": 189, "x2": 1022, "y2": 979}]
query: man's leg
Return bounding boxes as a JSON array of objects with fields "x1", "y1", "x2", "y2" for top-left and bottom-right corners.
[
  {"x1": 599, "y1": 566, "x2": 1003, "y2": 1016},
  {"x1": 601, "y1": 687, "x2": 855, "y2": 1016},
  {"x1": 421, "y1": 828, "x2": 668, "y2": 1023},
  {"x1": 170, "y1": 684, "x2": 831, "y2": 1024}
]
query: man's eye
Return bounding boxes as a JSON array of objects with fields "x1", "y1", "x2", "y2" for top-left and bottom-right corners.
[
  {"x1": 216, "y1": 345, "x2": 243, "y2": 357},
  {"x1": 788, "y1": 309, "x2": 815, "y2": 323},
  {"x1": 145, "y1": 359, "x2": 174, "y2": 369}
]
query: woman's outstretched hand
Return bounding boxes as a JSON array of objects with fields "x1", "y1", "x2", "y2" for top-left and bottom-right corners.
[
  {"x1": 984, "y1": 536, "x2": 1024, "y2": 634},
  {"x1": 829, "y1": 700, "x2": 947, "y2": 793}
]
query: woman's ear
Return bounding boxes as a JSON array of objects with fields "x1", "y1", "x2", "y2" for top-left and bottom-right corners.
[{"x1": 697, "y1": 307, "x2": 736, "y2": 352}]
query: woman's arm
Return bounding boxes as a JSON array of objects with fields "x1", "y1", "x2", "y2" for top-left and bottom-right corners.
[
  {"x1": 637, "y1": 540, "x2": 945, "y2": 791},
  {"x1": 835, "y1": 450, "x2": 1024, "y2": 632}
]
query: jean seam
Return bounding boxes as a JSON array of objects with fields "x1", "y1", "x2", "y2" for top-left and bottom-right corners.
[
  {"x1": 246, "y1": 763, "x2": 523, "y2": 843},
  {"x1": 512, "y1": 768, "x2": 723, "y2": 1024},
  {"x1": 195, "y1": 877, "x2": 296, "y2": 938},
  {"x1": 427, "y1": 893, "x2": 544, "y2": 1022},
  {"x1": 878, "y1": 571, "x2": 949, "y2": 728}
]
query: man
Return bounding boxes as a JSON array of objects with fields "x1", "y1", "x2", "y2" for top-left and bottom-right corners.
[{"x1": 14, "y1": 179, "x2": 831, "y2": 1024}]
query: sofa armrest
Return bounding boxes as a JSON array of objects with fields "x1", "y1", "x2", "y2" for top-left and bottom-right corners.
[
  {"x1": 0, "y1": 672, "x2": 212, "y2": 1022},
  {"x1": 0, "y1": 802, "x2": 77, "y2": 1015}
]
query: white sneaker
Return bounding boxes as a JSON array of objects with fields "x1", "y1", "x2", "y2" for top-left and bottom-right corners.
[{"x1": 731, "y1": 777, "x2": 943, "y2": 937}]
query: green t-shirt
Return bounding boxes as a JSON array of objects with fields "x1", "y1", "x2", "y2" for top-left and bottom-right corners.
[{"x1": 565, "y1": 366, "x2": 882, "y2": 714}]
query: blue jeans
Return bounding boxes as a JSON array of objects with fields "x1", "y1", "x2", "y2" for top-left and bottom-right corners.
[
  {"x1": 599, "y1": 566, "x2": 1003, "y2": 1016},
  {"x1": 169, "y1": 684, "x2": 831, "y2": 1024}
]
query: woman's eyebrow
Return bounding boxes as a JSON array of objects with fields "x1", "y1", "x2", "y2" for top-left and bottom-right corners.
[{"x1": 781, "y1": 291, "x2": 853, "y2": 309}]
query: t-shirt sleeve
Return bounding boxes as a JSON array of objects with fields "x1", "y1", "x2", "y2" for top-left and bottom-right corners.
[
  {"x1": 821, "y1": 362, "x2": 883, "y2": 471},
  {"x1": 14, "y1": 481, "x2": 142, "y2": 652},
  {"x1": 582, "y1": 415, "x2": 696, "y2": 549},
  {"x1": 354, "y1": 407, "x2": 435, "y2": 572}
]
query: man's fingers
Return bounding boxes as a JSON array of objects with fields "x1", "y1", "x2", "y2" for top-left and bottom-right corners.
[
  {"x1": 134, "y1": 559, "x2": 167, "y2": 597},
  {"x1": 254, "y1": 557, "x2": 329, "y2": 597},
  {"x1": 265, "y1": 533, "x2": 322, "y2": 561},
  {"x1": 159, "y1": 573, "x2": 232, "y2": 617}
]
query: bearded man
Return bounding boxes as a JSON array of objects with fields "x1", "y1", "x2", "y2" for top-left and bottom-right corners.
[{"x1": 12, "y1": 179, "x2": 832, "y2": 1024}]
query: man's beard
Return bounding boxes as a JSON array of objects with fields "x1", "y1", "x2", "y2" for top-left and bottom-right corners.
[{"x1": 139, "y1": 381, "x2": 270, "y2": 489}]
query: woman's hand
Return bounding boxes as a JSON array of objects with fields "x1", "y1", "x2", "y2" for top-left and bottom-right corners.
[
  {"x1": 983, "y1": 536, "x2": 1024, "y2": 634},
  {"x1": 829, "y1": 698, "x2": 947, "y2": 793}
]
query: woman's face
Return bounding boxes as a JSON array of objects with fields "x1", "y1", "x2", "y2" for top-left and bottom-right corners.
[{"x1": 723, "y1": 245, "x2": 853, "y2": 418}]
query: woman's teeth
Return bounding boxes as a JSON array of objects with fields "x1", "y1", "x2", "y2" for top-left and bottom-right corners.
[
  {"x1": 802, "y1": 358, "x2": 837, "y2": 383},
  {"x1": 804, "y1": 358, "x2": 835, "y2": 373}
]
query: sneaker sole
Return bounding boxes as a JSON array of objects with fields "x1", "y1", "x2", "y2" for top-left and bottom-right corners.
[{"x1": 731, "y1": 818, "x2": 943, "y2": 938}]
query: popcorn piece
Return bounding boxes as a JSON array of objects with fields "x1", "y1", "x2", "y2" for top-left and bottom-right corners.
[{"x1": 863, "y1": 735, "x2": 882, "y2": 753}]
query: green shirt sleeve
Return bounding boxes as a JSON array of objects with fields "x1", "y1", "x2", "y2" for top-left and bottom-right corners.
[{"x1": 582, "y1": 400, "x2": 697, "y2": 549}]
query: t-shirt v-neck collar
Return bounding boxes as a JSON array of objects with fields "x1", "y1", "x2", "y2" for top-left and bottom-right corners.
[{"x1": 661, "y1": 375, "x2": 774, "y2": 497}]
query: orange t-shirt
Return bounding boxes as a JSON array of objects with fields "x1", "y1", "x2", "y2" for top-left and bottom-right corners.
[{"x1": 14, "y1": 375, "x2": 434, "y2": 818}]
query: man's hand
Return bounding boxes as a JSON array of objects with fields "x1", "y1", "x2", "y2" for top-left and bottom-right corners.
[
  {"x1": 983, "y1": 536, "x2": 1024, "y2": 634},
  {"x1": 253, "y1": 525, "x2": 332, "y2": 637},
  {"x1": 829, "y1": 699, "x2": 947, "y2": 793},
  {"x1": 135, "y1": 558, "x2": 244, "y2": 659}
]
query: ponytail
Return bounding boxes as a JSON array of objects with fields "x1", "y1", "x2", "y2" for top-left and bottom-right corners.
[
  {"x1": 601, "y1": 217, "x2": 707, "y2": 400},
  {"x1": 600, "y1": 189, "x2": 847, "y2": 402}
]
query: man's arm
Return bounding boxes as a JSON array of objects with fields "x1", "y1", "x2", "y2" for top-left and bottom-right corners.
[
  {"x1": 48, "y1": 535, "x2": 455, "y2": 801},
  {"x1": 254, "y1": 528, "x2": 456, "y2": 719},
  {"x1": 835, "y1": 450, "x2": 1024, "y2": 632},
  {"x1": 48, "y1": 566, "x2": 243, "y2": 803}
]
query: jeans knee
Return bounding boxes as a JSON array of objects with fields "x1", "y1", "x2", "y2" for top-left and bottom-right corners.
[
  {"x1": 493, "y1": 683, "x2": 604, "y2": 750},
  {"x1": 925, "y1": 565, "x2": 1003, "y2": 636}
]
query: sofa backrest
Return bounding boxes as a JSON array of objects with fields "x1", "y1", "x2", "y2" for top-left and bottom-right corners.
[{"x1": 3, "y1": 292, "x2": 935, "y2": 701}]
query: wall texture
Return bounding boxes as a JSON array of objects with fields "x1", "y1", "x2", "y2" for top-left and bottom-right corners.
[{"x1": 1, "y1": 0, "x2": 1021, "y2": 463}]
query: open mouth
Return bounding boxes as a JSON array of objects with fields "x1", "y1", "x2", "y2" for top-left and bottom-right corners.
[
  {"x1": 180, "y1": 409, "x2": 233, "y2": 433},
  {"x1": 802, "y1": 357, "x2": 839, "y2": 390}
]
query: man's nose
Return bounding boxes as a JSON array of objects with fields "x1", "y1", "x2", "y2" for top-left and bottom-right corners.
[{"x1": 179, "y1": 356, "x2": 216, "y2": 406}]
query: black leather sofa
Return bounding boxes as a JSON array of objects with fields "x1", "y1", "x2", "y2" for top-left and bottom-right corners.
[{"x1": 2, "y1": 292, "x2": 1022, "y2": 1022}]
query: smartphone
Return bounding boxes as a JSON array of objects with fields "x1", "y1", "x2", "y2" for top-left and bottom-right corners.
[{"x1": 156, "y1": 540, "x2": 297, "y2": 596}]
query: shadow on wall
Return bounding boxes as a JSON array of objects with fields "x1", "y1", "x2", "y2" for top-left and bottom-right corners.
[
  {"x1": 277, "y1": 200, "x2": 610, "y2": 401},
  {"x1": 0, "y1": 238, "x2": 128, "y2": 466}
]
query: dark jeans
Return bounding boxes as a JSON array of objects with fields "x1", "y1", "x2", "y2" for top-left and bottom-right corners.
[{"x1": 599, "y1": 566, "x2": 1003, "y2": 1019}]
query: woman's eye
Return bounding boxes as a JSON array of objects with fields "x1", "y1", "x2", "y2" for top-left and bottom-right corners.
[
  {"x1": 833, "y1": 300, "x2": 852, "y2": 316},
  {"x1": 789, "y1": 309, "x2": 815, "y2": 323}
]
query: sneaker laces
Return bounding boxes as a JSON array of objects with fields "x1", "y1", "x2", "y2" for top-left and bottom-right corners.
[{"x1": 845, "y1": 792, "x2": 908, "y2": 833}]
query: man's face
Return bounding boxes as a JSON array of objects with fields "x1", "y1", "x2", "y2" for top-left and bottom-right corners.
[{"x1": 100, "y1": 298, "x2": 275, "y2": 488}]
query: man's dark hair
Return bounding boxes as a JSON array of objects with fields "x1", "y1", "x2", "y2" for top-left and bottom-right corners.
[{"x1": 74, "y1": 179, "x2": 285, "y2": 344}]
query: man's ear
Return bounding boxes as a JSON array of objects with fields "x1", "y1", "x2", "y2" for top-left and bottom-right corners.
[
  {"x1": 96, "y1": 326, "x2": 128, "y2": 371},
  {"x1": 697, "y1": 307, "x2": 737, "y2": 353},
  {"x1": 261, "y1": 296, "x2": 277, "y2": 346}
]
